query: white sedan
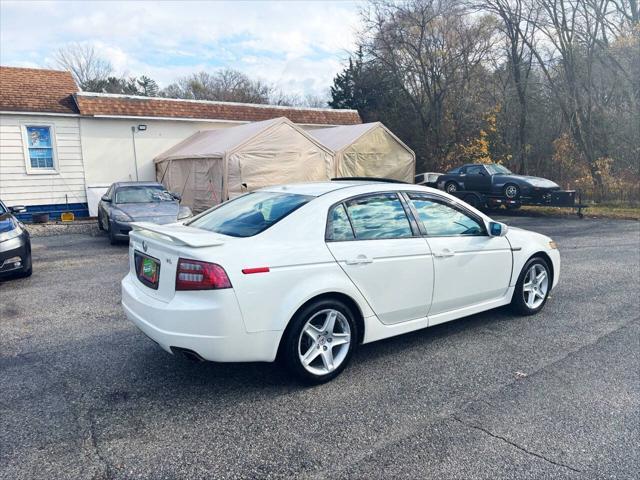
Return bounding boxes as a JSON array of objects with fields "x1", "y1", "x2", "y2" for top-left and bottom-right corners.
[{"x1": 122, "y1": 181, "x2": 560, "y2": 383}]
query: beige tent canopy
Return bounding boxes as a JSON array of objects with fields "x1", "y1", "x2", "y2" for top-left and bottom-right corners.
[
  {"x1": 309, "y1": 122, "x2": 415, "y2": 183},
  {"x1": 155, "y1": 117, "x2": 334, "y2": 212}
]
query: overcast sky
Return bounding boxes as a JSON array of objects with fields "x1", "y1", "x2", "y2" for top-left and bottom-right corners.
[{"x1": 0, "y1": 0, "x2": 362, "y2": 97}]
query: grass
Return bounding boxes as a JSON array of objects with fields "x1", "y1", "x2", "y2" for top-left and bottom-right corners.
[{"x1": 519, "y1": 203, "x2": 640, "y2": 220}]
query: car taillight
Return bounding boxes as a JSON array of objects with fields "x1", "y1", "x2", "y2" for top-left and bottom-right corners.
[{"x1": 175, "y1": 258, "x2": 232, "y2": 290}]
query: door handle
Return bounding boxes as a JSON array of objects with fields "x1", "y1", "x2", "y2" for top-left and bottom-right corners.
[
  {"x1": 434, "y1": 248, "x2": 455, "y2": 258},
  {"x1": 345, "y1": 255, "x2": 373, "y2": 265}
]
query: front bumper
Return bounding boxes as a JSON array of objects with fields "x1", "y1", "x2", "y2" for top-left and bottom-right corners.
[
  {"x1": 548, "y1": 248, "x2": 561, "y2": 291},
  {"x1": 111, "y1": 216, "x2": 181, "y2": 238},
  {"x1": 519, "y1": 187, "x2": 560, "y2": 204},
  {"x1": 121, "y1": 274, "x2": 280, "y2": 362},
  {"x1": 0, "y1": 233, "x2": 30, "y2": 276},
  {"x1": 111, "y1": 220, "x2": 133, "y2": 238}
]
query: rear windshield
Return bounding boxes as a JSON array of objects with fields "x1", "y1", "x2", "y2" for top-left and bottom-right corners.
[{"x1": 187, "y1": 192, "x2": 312, "y2": 238}]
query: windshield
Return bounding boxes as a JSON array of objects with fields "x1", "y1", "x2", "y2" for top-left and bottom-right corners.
[
  {"x1": 187, "y1": 191, "x2": 312, "y2": 238},
  {"x1": 115, "y1": 186, "x2": 174, "y2": 204},
  {"x1": 485, "y1": 164, "x2": 512, "y2": 175},
  {"x1": 0, "y1": 202, "x2": 6, "y2": 214}
]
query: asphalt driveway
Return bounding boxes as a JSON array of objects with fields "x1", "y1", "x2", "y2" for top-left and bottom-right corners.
[{"x1": 1, "y1": 215, "x2": 638, "y2": 479}]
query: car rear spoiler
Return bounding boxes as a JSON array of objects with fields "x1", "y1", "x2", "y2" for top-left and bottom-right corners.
[{"x1": 130, "y1": 222, "x2": 225, "y2": 248}]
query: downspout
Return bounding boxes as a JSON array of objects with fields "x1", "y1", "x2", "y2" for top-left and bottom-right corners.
[{"x1": 130, "y1": 126, "x2": 139, "y2": 181}]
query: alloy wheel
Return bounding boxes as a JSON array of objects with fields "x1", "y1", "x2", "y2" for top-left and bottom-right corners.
[
  {"x1": 298, "y1": 309, "x2": 351, "y2": 376},
  {"x1": 505, "y1": 185, "x2": 519, "y2": 198},
  {"x1": 523, "y1": 263, "x2": 549, "y2": 309}
]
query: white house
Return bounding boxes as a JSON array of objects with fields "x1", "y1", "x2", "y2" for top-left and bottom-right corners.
[{"x1": 0, "y1": 66, "x2": 362, "y2": 219}]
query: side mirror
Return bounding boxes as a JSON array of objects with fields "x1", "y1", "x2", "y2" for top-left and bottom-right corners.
[
  {"x1": 488, "y1": 221, "x2": 508, "y2": 237},
  {"x1": 101, "y1": 195, "x2": 111, "y2": 202},
  {"x1": 9, "y1": 205, "x2": 27, "y2": 214},
  {"x1": 170, "y1": 192, "x2": 182, "y2": 201}
]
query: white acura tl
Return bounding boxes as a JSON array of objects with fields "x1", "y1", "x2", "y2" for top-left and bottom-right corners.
[{"x1": 122, "y1": 180, "x2": 560, "y2": 383}]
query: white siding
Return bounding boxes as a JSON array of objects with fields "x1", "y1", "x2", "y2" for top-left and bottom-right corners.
[
  {"x1": 0, "y1": 114, "x2": 86, "y2": 207},
  {"x1": 80, "y1": 118, "x2": 241, "y2": 186}
]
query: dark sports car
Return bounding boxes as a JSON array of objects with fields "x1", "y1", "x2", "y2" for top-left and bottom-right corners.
[
  {"x1": 98, "y1": 182, "x2": 192, "y2": 245},
  {"x1": 436, "y1": 163, "x2": 560, "y2": 201}
]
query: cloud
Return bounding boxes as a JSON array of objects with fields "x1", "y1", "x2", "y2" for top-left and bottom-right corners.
[{"x1": 0, "y1": 0, "x2": 362, "y2": 96}]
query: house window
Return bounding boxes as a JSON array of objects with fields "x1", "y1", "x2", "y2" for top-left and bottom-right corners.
[{"x1": 25, "y1": 126, "x2": 55, "y2": 169}]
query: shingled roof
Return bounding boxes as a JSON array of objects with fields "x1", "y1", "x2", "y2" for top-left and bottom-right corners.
[
  {"x1": 73, "y1": 92, "x2": 361, "y2": 125},
  {"x1": 0, "y1": 66, "x2": 361, "y2": 125},
  {"x1": 0, "y1": 66, "x2": 79, "y2": 114}
]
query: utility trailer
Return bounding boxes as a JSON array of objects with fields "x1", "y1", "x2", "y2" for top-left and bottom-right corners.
[{"x1": 448, "y1": 189, "x2": 588, "y2": 218}]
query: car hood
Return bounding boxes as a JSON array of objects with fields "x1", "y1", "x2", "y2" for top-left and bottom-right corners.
[
  {"x1": 511, "y1": 175, "x2": 559, "y2": 188},
  {"x1": 0, "y1": 212, "x2": 17, "y2": 233},
  {"x1": 114, "y1": 202, "x2": 179, "y2": 220},
  {"x1": 506, "y1": 226, "x2": 552, "y2": 249}
]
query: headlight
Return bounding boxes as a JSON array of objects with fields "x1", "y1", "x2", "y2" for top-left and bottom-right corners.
[
  {"x1": 112, "y1": 212, "x2": 132, "y2": 222},
  {"x1": 177, "y1": 207, "x2": 192, "y2": 220},
  {"x1": 529, "y1": 179, "x2": 553, "y2": 188},
  {"x1": 0, "y1": 224, "x2": 22, "y2": 242},
  {"x1": 549, "y1": 240, "x2": 558, "y2": 249}
]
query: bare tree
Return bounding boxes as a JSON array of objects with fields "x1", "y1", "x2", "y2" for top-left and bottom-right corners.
[
  {"x1": 52, "y1": 43, "x2": 112, "y2": 90},
  {"x1": 517, "y1": 0, "x2": 634, "y2": 191},
  {"x1": 477, "y1": 0, "x2": 538, "y2": 173},
  {"x1": 162, "y1": 69, "x2": 270, "y2": 104},
  {"x1": 360, "y1": 0, "x2": 497, "y2": 167}
]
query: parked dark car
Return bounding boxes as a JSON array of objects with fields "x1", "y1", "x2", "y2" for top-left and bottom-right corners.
[
  {"x1": 436, "y1": 163, "x2": 560, "y2": 201},
  {"x1": 98, "y1": 182, "x2": 192, "y2": 244},
  {"x1": 0, "y1": 200, "x2": 32, "y2": 279}
]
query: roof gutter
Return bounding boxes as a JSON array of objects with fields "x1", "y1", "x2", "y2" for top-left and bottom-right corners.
[{"x1": 0, "y1": 110, "x2": 81, "y2": 117}]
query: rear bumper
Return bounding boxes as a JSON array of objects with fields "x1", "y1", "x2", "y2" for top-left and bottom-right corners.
[{"x1": 121, "y1": 274, "x2": 280, "y2": 362}]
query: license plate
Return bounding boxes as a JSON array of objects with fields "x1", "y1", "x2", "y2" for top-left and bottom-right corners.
[{"x1": 134, "y1": 252, "x2": 160, "y2": 289}]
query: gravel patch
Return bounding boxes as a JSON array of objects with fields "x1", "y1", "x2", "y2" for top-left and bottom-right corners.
[{"x1": 26, "y1": 220, "x2": 100, "y2": 237}]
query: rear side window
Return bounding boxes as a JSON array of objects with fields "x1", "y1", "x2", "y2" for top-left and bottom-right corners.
[
  {"x1": 345, "y1": 194, "x2": 413, "y2": 240},
  {"x1": 187, "y1": 192, "x2": 312, "y2": 237},
  {"x1": 326, "y1": 204, "x2": 354, "y2": 241},
  {"x1": 408, "y1": 195, "x2": 485, "y2": 236}
]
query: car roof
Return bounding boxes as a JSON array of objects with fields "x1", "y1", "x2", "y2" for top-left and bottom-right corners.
[
  {"x1": 113, "y1": 181, "x2": 164, "y2": 188},
  {"x1": 260, "y1": 181, "x2": 386, "y2": 197}
]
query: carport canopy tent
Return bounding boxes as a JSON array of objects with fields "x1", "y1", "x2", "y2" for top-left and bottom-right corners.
[
  {"x1": 154, "y1": 117, "x2": 334, "y2": 212},
  {"x1": 309, "y1": 122, "x2": 416, "y2": 183}
]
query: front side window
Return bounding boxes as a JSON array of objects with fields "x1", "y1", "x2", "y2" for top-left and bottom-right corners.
[
  {"x1": 466, "y1": 165, "x2": 486, "y2": 175},
  {"x1": 188, "y1": 191, "x2": 312, "y2": 238},
  {"x1": 485, "y1": 164, "x2": 512, "y2": 175},
  {"x1": 408, "y1": 195, "x2": 485, "y2": 236},
  {"x1": 115, "y1": 186, "x2": 173, "y2": 204},
  {"x1": 326, "y1": 204, "x2": 354, "y2": 241},
  {"x1": 345, "y1": 194, "x2": 413, "y2": 240},
  {"x1": 25, "y1": 126, "x2": 55, "y2": 169}
]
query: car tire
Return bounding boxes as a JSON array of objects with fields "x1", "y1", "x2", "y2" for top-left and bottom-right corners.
[
  {"x1": 511, "y1": 256, "x2": 551, "y2": 316},
  {"x1": 108, "y1": 222, "x2": 118, "y2": 245},
  {"x1": 97, "y1": 211, "x2": 104, "y2": 231},
  {"x1": 463, "y1": 193, "x2": 482, "y2": 209},
  {"x1": 281, "y1": 298, "x2": 358, "y2": 384},
  {"x1": 445, "y1": 181, "x2": 459, "y2": 194},
  {"x1": 18, "y1": 250, "x2": 32, "y2": 278},
  {"x1": 504, "y1": 184, "x2": 520, "y2": 199}
]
